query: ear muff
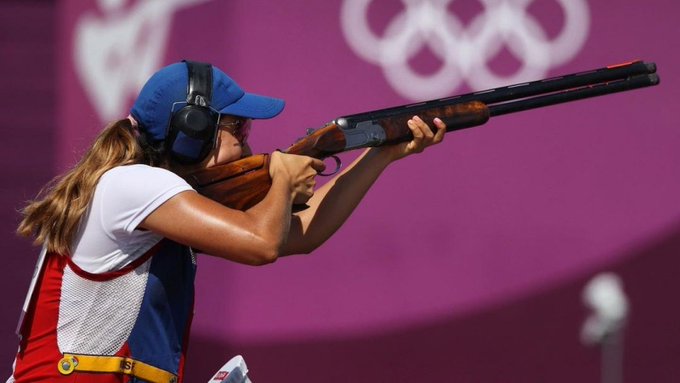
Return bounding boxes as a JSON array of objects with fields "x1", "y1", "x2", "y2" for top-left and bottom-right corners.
[{"x1": 166, "y1": 61, "x2": 219, "y2": 164}]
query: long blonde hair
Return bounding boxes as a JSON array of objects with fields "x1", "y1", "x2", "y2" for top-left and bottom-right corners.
[{"x1": 17, "y1": 119, "x2": 155, "y2": 254}]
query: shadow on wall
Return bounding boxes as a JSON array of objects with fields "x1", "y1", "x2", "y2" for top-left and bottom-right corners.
[{"x1": 187, "y1": 222, "x2": 680, "y2": 383}]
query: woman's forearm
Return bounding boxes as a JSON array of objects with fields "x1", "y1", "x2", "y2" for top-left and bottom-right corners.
[
  {"x1": 282, "y1": 147, "x2": 393, "y2": 255},
  {"x1": 282, "y1": 116, "x2": 446, "y2": 255}
]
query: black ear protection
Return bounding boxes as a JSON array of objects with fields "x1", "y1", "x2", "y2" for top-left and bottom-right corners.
[{"x1": 166, "y1": 60, "x2": 219, "y2": 164}]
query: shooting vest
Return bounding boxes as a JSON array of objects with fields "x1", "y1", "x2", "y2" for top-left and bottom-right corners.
[{"x1": 10, "y1": 239, "x2": 195, "y2": 383}]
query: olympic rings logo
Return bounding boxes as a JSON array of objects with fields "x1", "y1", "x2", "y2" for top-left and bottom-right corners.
[{"x1": 340, "y1": 0, "x2": 590, "y2": 100}]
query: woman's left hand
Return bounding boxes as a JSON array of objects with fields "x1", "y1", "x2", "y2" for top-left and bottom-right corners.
[{"x1": 377, "y1": 115, "x2": 447, "y2": 162}]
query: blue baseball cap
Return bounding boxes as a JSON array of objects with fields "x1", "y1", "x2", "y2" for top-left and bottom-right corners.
[{"x1": 130, "y1": 61, "x2": 285, "y2": 142}]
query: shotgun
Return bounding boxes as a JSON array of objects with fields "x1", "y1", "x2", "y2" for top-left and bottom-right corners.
[{"x1": 185, "y1": 60, "x2": 659, "y2": 210}]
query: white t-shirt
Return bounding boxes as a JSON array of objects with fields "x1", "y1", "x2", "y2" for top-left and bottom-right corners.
[{"x1": 70, "y1": 164, "x2": 194, "y2": 273}]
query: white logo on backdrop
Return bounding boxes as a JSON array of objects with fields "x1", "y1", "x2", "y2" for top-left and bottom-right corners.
[
  {"x1": 74, "y1": 0, "x2": 211, "y2": 123},
  {"x1": 340, "y1": 0, "x2": 590, "y2": 100}
]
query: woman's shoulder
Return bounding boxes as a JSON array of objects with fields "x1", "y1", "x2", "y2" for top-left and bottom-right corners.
[
  {"x1": 102, "y1": 164, "x2": 181, "y2": 179},
  {"x1": 99, "y1": 164, "x2": 193, "y2": 195}
]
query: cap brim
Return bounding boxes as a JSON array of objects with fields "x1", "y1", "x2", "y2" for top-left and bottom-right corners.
[{"x1": 219, "y1": 93, "x2": 285, "y2": 119}]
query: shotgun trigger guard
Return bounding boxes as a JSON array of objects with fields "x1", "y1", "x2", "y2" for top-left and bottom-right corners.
[{"x1": 319, "y1": 155, "x2": 341, "y2": 177}]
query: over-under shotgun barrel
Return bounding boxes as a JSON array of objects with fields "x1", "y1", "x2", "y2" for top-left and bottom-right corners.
[{"x1": 186, "y1": 60, "x2": 660, "y2": 210}]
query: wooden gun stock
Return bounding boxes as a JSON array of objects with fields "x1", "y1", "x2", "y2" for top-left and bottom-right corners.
[
  {"x1": 184, "y1": 60, "x2": 660, "y2": 210},
  {"x1": 185, "y1": 154, "x2": 271, "y2": 210}
]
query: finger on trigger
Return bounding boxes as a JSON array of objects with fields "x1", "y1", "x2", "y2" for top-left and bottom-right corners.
[{"x1": 312, "y1": 158, "x2": 326, "y2": 173}]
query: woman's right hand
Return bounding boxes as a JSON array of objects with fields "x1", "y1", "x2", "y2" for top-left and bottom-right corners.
[{"x1": 269, "y1": 151, "x2": 326, "y2": 205}]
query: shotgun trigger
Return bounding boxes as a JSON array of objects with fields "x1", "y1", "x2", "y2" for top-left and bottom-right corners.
[{"x1": 318, "y1": 155, "x2": 342, "y2": 177}]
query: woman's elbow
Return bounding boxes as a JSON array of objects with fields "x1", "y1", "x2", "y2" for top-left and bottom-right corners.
[
  {"x1": 207, "y1": 243, "x2": 280, "y2": 266},
  {"x1": 249, "y1": 242, "x2": 319, "y2": 263},
  {"x1": 242, "y1": 240, "x2": 285, "y2": 265},
  {"x1": 249, "y1": 248, "x2": 280, "y2": 266},
  {"x1": 236, "y1": 233, "x2": 285, "y2": 266}
]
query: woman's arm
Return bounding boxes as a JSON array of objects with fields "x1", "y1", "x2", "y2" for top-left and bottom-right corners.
[
  {"x1": 140, "y1": 152, "x2": 324, "y2": 265},
  {"x1": 282, "y1": 116, "x2": 446, "y2": 255}
]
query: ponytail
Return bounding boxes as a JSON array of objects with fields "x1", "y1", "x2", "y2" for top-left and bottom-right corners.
[{"x1": 17, "y1": 119, "x2": 150, "y2": 254}]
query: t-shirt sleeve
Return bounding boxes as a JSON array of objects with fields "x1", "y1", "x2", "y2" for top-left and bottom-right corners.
[{"x1": 98, "y1": 165, "x2": 195, "y2": 234}]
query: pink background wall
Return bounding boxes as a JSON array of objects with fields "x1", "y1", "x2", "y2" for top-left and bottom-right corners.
[{"x1": 2, "y1": 0, "x2": 679, "y2": 381}]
